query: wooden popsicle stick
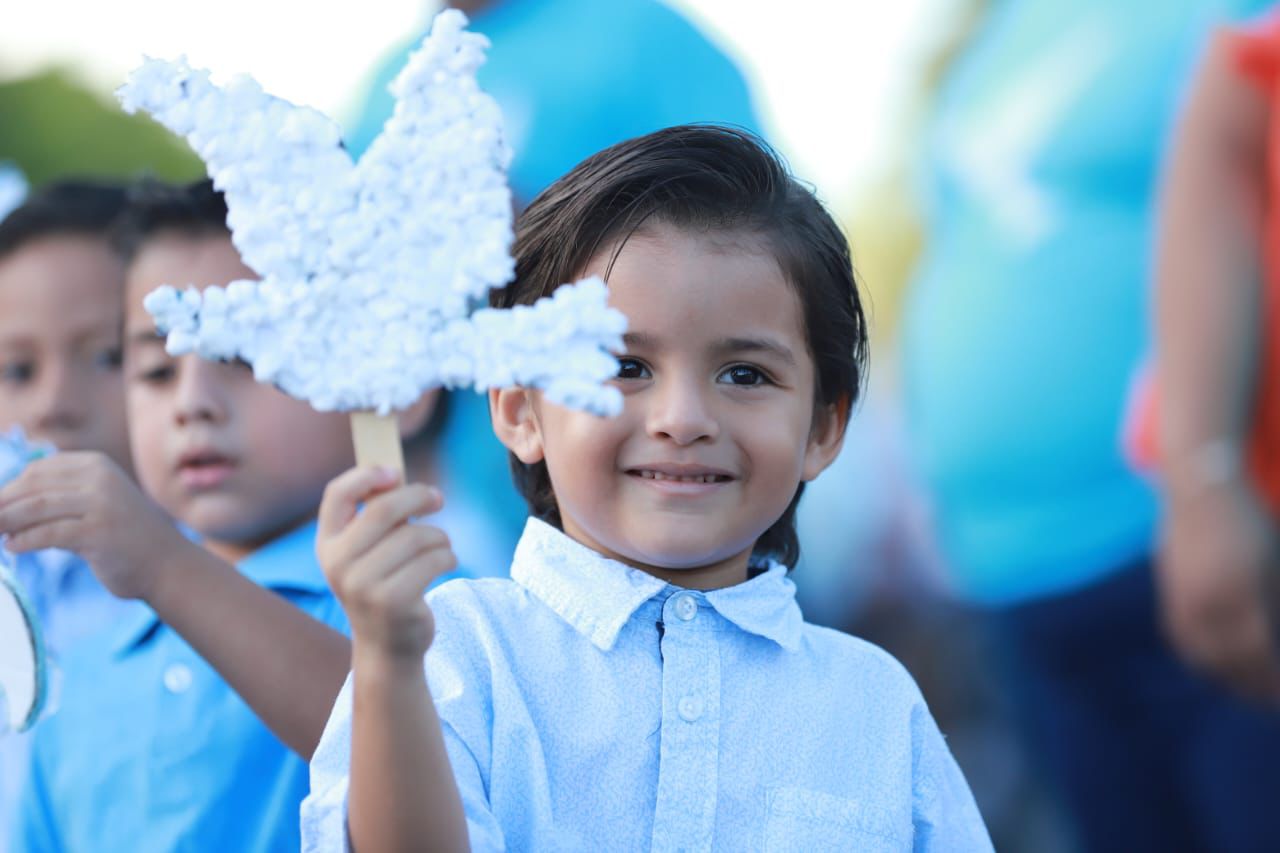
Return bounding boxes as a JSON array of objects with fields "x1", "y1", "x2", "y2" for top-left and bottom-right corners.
[{"x1": 349, "y1": 411, "x2": 406, "y2": 482}]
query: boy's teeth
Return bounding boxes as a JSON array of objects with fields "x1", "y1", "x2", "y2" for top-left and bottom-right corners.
[{"x1": 639, "y1": 470, "x2": 720, "y2": 483}]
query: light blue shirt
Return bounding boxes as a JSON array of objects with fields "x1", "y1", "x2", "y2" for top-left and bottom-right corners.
[
  {"x1": 304, "y1": 519, "x2": 991, "y2": 851},
  {"x1": 0, "y1": 431, "x2": 140, "y2": 836},
  {"x1": 0, "y1": 551, "x2": 141, "y2": 838},
  {"x1": 11, "y1": 519, "x2": 349, "y2": 853}
]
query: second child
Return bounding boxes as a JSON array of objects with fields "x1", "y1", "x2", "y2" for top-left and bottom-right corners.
[{"x1": 3, "y1": 180, "x2": 359, "y2": 852}]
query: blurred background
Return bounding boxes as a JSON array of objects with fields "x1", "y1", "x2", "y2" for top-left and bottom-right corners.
[{"x1": 7, "y1": 1, "x2": 1280, "y2": 851}]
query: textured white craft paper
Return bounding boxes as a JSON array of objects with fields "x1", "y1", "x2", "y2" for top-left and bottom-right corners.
[{"x1": 118, "y1": 10, "x2": 625, "y2": 416}]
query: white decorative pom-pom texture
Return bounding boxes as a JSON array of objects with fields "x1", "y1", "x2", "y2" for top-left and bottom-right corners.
[{"x1": 117, "y1": 10, "x2": 624, "y2": 415}]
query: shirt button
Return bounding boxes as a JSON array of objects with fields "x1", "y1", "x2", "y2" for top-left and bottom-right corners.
[
  {"x1": 163, "y1": 663, "x2": 193, "y2": 694},
  {"x1": 678, "y1": 695, "x2": 704, "y2": 722},
  {"x1": 673, "y1": 592, "x2": 698, "y2": 621}
]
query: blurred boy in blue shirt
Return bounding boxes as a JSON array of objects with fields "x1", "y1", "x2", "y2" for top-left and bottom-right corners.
[
  {"x1": 4, "y1": 180, "x2": 367, "y2": 852},
  {"x1": 0, "y1": 181, "x2": 142, "y2": 833}
]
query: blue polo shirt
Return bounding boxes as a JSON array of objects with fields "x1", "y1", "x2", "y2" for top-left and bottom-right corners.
[{"x1": 11, "y1": 520, "x2": 348, "y2": 853}]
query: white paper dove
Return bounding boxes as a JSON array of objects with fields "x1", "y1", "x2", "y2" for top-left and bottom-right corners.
[
  {"x1": 0, "y1": 428, "x2": 50, "y2": 734},
  {"x1": 116, "y1": 9, "x2": 625, "y2": 416}
]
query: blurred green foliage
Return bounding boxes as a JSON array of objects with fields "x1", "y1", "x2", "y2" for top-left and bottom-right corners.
[{"x1": 0, "y1": 68, "x2": 204, "y2": 187}]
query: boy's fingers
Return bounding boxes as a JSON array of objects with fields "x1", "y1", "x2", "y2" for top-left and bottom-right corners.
[
  {"x1": 334, "y1": 485, "x2": 442, "y2": 564},
  {"x1": 360, "y1": 533, "x2": 457, "y2": 612},
  {"x1": 0, "y1": 491, "x2": 84, "y2": 536},
  {"x1": 341, "y1": 520, "x2": 450, "y2": 594},
  {"x1": 384, "y1": 543, "x2": 458, "y2": 599},
  {"x1": 318, "y1": 466, "x2": 402, "y2": 540},
  {"x1": 6, "y1": 519, "x2": 86, "y2": 555}
]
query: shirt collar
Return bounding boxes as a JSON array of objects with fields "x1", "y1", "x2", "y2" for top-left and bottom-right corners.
[
  {"x1": 112, "y1": 519, "x2": 325, "y2": 656},
  {"x1": 511, "y1": 518, "x2": 804, "y2": 652}
]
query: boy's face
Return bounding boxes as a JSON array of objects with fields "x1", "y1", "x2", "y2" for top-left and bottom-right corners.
[
  {"x1": 123, "y1": 233, "x2": 354, "y2": 562},
  {"x1": 0, "y1": 235, "x2": 132, "y2": 470},
  {"x1": 496, "y1": 225, "x2": 844, "y2": 589}
]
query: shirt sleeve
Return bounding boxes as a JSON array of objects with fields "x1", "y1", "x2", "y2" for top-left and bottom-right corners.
[
  {"x1": 909, "y1": 702, "x2": 994, "y2": 853},
  {"x1": 301, "y1": 672, "x2": 354, "y2": 853},
  {"x1": 11, "y1": 735, "x2": 62, "y2": 853},
  {"x1": 440, "y1": 719, "x2": 506, "y2": 853},
  {"x1": 302, "y1": 587, "x2": 507, "y2": 852}
]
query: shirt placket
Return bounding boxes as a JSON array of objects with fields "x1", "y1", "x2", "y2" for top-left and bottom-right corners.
[{"x1": 650, "y1": 590, "x2": 720, "y2": 853}]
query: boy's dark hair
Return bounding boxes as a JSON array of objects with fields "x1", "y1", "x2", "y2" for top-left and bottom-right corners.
[
  {"x1": 109, "y1": 177, "x2": 230, "y2": 265},
  {"x1": 495, "y1": 124, "x2": 868, "y2": 569},
  {"x1": 0, "y1": 179, "x2": 129, "y2": 261}
]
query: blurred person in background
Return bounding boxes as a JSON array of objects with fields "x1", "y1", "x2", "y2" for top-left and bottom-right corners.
[
  {"x1": 0, "y1": 179, "x2": 141, "y2": 835},
  {"x1": 901, "y1": 1, "x2": 1280, "y2": 851},
  {"x1": 1139, "y1": 11, "x2": 1280, "y2": 706},
  {"x1": 344, "y1": 0, "x2": 763, "y2": 562}
]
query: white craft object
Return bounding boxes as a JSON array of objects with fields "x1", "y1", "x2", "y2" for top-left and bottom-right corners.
[
  {"x1": 0, "y1": 558, "x2": 46, "y2": 733},
  {"x1": 0, "y1": 428, "x2": 50, "y2": 734},
  {"x1": 117, "y1": 9, "x2": 625, "y2": 418}
]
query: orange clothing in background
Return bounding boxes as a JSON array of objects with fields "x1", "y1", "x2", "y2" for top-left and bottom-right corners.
[{"x1": 1126, "y1": 14, "x2": 1280, "y2": 513}]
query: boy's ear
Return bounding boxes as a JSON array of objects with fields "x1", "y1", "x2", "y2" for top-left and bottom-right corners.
[
  {"x1": 801, "y1": 398, "x2": 850, "y2": 482},
  {"x1": 489, "y1": 387, "x2": 546, "y2": 464},
  {"x1": 396, "y1": 389, "x2": 440, "y2": 439}
]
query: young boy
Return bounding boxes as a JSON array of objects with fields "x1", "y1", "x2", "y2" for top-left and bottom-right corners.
[
  {"x1": 0, "y1": 180, "x2": 141, "y2": 833},
  {"x1": 304, "y1": 126, "x2": 990, "y2": 850},
  {"x1": 2, "y1": 179, "x2": 363, "y2": 852}
]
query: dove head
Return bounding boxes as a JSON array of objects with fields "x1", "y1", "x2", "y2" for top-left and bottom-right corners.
[
  {"x1": 490, "y1": 125, "x2": 867, "y2": 585},
  {"x1": 114, "y1": 179, "x2": 355, "y2": 564},
  {"x1": 0, "y1": 180, "x2": 133, "y2": 472}
]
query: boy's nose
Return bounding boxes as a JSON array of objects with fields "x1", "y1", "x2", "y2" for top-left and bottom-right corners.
[
  {"x1": 645, "y1": 376, "x2": 719, "y2": 446},
  {"x1": 33, "y1": 360, "x2": 88, "y2": 434},
  {"x1": 173, "y1": 357, "x2": 228, "y2": 425}
]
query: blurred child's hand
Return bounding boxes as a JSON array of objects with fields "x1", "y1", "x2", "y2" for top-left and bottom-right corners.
[
  {"x1": 1159, "y1": 479, "x2": 1280, "y2": 704},
  {"x1": 0, "y1": 452, "x2": 191, "y2": 601},
  {"x1": 317, "y1": 467, "x2": 455, "y2": 665}
]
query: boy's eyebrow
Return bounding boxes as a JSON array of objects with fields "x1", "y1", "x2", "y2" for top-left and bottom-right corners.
[
  {"x1": 622, "y1": 331, "x2": 797, "y2": 366},
  {"x1": 711, "y1": 336, "x2": 797, "y2": 366},
  {"x1": 128, "y1": 329, "x2": 166, "y2": 346},
  {"x1": 621, "y1": 331, "x2": 659, "y2": 350}
]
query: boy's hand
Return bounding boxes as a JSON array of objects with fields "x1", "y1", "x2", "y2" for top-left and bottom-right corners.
[
  {"x1": 317, "y1": 467, "x2": 456, "y2": 665},
  {"x1": 0, "y1": 452, "x2": 191, "y2": 601},
  {"x1": 1159, "y1": 479, "x2": 1280, "y2": 703}
]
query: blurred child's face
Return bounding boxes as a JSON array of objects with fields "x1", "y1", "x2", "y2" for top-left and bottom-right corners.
[
  {"x1": 123, "y1": 233, "x2": 354, "y2": 563},
  {"x1": 498, "y1": 225, "x2": 844, "y2": 589},
  {"x1": 0, "y1": 235, "x2": 132, "y2": 470}
]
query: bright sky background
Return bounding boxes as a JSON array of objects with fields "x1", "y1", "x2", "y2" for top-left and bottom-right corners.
[{"x1": 0, "y1": 1, "x2": 952, "y2": 209}]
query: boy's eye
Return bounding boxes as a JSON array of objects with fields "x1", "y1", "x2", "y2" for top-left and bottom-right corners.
[
  {"x1": 0, "y1": 361, "x2": 34, "y2": 385},
  {"x1": 615, "y1": 357, "x2": 651, "y2": 381},
  {"x1": 93, "y1": 347, "x2": 124, "y2": 371},
  {"x1": 136, "y1": 364, "x2": 175, "y2": 385},
  {"x1": 718, "y1": 364, "x2": 768, "y2": 387}
]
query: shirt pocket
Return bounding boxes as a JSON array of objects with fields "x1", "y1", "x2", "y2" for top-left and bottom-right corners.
[{"x1": 763, "y1": 786, "x2": 909, "y2": 852}]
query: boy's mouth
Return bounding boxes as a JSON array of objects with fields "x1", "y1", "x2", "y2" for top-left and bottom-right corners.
[
  {"x1": 176, "y1": 449, "x2": 237, "y2": 489},
  {"x1": 624, "y1": 465, "x2": 735, "y2": 486}
]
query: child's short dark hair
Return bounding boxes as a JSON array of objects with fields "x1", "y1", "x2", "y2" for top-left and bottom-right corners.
[
  {"x1": 0, "y1": 179, "x2": 129, "y2": 261},
  {"x1": 495, "y1": 124, "x2": 868, "y2": 568},
  {"x1": 109, "y1": 177, "x2": 229, "y2": 265}
]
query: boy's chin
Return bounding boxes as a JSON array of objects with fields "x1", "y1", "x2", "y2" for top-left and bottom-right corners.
[
  {"x1": 176, "y1": 504, "x2": 303, "y2": 557},
  {"x1": 616, "y1": 531, "x2": 750, "y2": 574}
]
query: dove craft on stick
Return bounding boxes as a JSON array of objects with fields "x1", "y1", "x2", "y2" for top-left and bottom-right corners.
[{"x1": 116, "y1": 9, "x2": 627, "y2": 477}]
